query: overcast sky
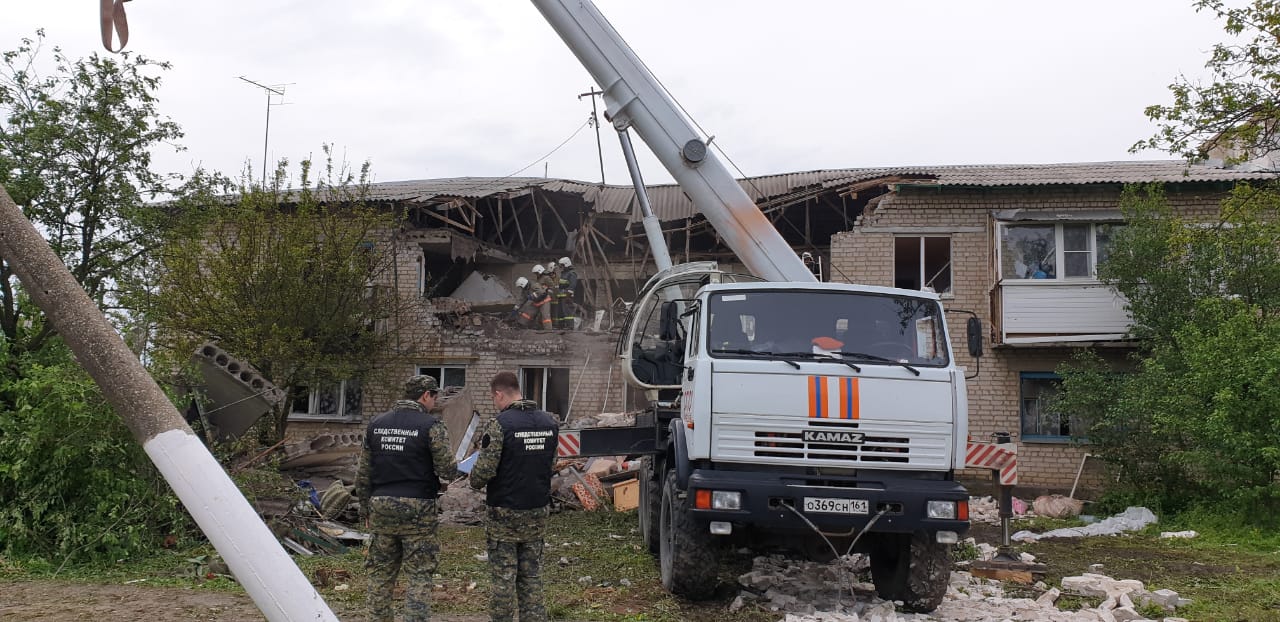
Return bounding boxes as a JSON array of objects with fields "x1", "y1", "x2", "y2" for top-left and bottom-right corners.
[{"x1": 2, "y1": 1, "x2": 1229, "y2": 188}]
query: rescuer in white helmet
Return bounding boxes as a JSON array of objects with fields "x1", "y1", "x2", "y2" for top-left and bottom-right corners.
[
  {"x1": 529, "y1": 264, "x2": 554, "y2": 329},
  {"x1": 553, "y1": 257, "x2": 579, "y2": 329}
]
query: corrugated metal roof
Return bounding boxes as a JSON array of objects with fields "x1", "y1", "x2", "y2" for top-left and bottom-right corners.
[{"x1": 362, "y1": 162, "x2": 1276, "y2": 222}]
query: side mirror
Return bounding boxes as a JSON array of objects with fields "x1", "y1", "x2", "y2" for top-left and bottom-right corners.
[{"x1": 966, "y1": 317, "x2": 984, "y2": 358}]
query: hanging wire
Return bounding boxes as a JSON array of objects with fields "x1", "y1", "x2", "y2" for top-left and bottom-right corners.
[{"x1": 432, "y1": 120, "x2": 592, "y2": 199}]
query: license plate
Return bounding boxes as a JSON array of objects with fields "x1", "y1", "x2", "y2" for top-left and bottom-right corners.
[{"x1": 803, "y1": 497, "x2": 869, "y2": 515}]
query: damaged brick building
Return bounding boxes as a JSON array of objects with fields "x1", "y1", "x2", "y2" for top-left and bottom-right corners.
[{"x1": 274, "y1": 162, "x2": 1274, "y2": 491}]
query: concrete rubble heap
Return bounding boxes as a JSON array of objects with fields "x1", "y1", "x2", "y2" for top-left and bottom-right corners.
[
  {"x1": 278, "y1": 433, "x2": 364, "y2": 479},
  {"x1": 738, "y1": 554, "x2": 1190, "y2": 622}
]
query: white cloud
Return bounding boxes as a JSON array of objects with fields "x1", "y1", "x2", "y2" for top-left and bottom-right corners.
[{"x1": 1, "y1": 1, "x2": 1228, "y2": 187}]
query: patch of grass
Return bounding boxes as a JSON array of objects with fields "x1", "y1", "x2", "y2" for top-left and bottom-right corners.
[{"x1": 1023, "y1": 525, "x2": 1280, "y2": 622}]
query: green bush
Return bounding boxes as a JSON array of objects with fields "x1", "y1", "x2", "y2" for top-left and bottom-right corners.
[{"x1": 0, "y1": 341, "x2": 190, "y2": 564}]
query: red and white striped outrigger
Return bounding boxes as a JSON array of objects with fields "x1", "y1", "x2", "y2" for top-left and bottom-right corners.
[{"x1": 965, "y1": 439, "x2": 1018, "y2": 486}]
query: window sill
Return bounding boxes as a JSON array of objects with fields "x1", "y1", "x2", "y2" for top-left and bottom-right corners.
[
  {"x1": 1001, "y1": 278, "x2": 1105, "y2": 286},
  {"x1": 1020, "y1": 435, "x2": 1083, "y2": 444},
  {"x1": 288, "y1": 414, "x2": 362, "y2": 423}
]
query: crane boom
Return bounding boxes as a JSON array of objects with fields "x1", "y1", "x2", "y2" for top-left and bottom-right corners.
[{"x1": 530, "y1": 0, "x2": 817, "y2": 283}]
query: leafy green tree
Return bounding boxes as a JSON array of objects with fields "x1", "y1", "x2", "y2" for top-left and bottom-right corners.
[
  {"x1": 144, "y1": 151, "x2": 417, "y2": 442},
  {"x1": 1135, "y1": 0, "x2": 1280, "y2": 163},
  {"x1": 0, "y1": 31, "x2": 182, "y2": 357},
  {"x1": 1056, "y1": 184, "x2": 1280, "y2": 517},
  {"x1": 0, "y1": 33, "x2": 190, "y2": 562}
]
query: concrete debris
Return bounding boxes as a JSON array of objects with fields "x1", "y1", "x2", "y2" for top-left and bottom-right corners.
[
  {"x1": 438, "y1": 481, "x2": 486, "y2": 525},
  {"x1": 967, "y1": 495, "x2": 1029, "y2": 524},
  {"x1": 567, "y1": 411, "x2": 637, "y2": 429},
  {"x1": 278, "y1": 433, "x2": 363, "y2": 472},
  {"x1": 190, "y1": 343, "x2": 286, "y2": 441},
  {"x1": 449, "y1": 271, "x2": 517, "y2": 310},
  {"x1": 1013, "y1": 507, "x2": 1157, "y2": 542},
  {"x1": 740, "y1": 553, "x2": 1189, "y2": 622},
  {"x1": 1159, "y1": 530, "x2": 1197, "y2": 539}
]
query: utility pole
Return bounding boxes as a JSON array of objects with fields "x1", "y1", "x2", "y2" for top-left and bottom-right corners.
[
  {"x1": 238, "y1": 76, "x2": 290, "y2": 187},
  {"x1": 579, "y1": 87, "x2": 606, "y2": 185}
]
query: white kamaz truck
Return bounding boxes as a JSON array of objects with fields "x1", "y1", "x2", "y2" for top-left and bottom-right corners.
[{"x1": 532, "y1": 0, "x2": 984, "y2": 612}]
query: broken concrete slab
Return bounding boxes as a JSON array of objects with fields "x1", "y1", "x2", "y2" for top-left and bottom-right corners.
[
  {"x1": 449, "y1": 271, "x2": 517, "y2": 311},
  {"x1": 191, "y1": 343, "x2": 286, "y2": 441}
]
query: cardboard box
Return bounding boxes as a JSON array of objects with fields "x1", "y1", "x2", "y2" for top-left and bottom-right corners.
[{"x1": 611, "y1": 477, "x2": 640, "y2": 511}]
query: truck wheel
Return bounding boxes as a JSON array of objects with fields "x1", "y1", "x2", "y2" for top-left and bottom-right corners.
[
  {"x1": 637, "y1": 458, "x2": 661, "y2": 555},
  {"x1": 869, "y1": 532, "x2": 949, "y2": 613},
  {"x1": 658, "y1": 470, "x2": 718, "y2": 599}
]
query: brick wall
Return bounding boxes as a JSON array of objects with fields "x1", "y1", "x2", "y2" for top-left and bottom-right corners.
[{"x1": 829, "y1": 184, "x2": 1229, "y2": 492}]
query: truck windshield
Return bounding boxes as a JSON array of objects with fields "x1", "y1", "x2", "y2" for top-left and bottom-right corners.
[{"x1": 706, "y1": 290, "x2": 949, "y2": 367}]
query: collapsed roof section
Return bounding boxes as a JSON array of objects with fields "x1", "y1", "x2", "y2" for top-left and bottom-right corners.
[{"x1": 365, "y1": 160, "x2": 1272, "y2": 265}]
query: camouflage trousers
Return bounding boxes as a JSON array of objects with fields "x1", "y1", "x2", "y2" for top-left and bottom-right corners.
[
  {"x1": 366, "y1": 496, "x2": 441, "y2": 622},
  {"x1": 486, "y1": 538, "x2": 546, "y2": 622}
]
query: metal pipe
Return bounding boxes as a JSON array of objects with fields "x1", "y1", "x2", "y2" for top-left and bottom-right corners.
[
  {"x1": 1069, "y1": 453, "x2": 1094, "y2": 500},
  {"x1": 0, "y1": 187, "x2": 338, "y2": 622},
  {"x1": 617, "y1": 129, "x2": 671, "y2": 272}
]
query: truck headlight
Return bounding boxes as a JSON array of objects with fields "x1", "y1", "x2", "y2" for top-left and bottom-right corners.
[
  {"x1": 926, "y1": 500, "x2": 957, "y2": 519},
  {"x1": 711, "y1": 491, "x2": 742, "y2": 510}
]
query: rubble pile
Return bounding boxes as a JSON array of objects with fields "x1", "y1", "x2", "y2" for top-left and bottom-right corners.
[
  {"x1": 565, "y1": 411, "x2": 637, "y2": 428},
  {"x1": 438, "y1": 481, "x2": 486, "y2": 525},
  {"x1": 278, "y1": 433, "x2": 363, "y2": 480},
  {"x1": 549, "y1": 455, "x2": 639, "y2": 511},
  {"x1": 740, "y1": 554, "x2": 1191, "y2": 622}
]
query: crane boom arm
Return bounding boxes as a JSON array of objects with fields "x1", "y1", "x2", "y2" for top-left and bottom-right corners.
[{"x1": 530, "y1": 0, "x2": 817, "y2": 283}]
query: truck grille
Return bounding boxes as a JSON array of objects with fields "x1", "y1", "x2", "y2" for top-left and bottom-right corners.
[{"x1": 712, "y1": 414, "x2": 952, "y2": 470}]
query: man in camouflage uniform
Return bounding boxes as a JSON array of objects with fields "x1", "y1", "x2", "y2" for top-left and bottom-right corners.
[
  {"x1": 355, "y1": 375, "x2": 459, "y2": 622},
  {"x1": 469, "y1": 371, "x2": 560, "y2": 622}
]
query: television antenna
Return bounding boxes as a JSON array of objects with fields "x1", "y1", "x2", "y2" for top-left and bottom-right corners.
[{"x1": 238, "y1": 76, "x2": 293, "y2": 186}]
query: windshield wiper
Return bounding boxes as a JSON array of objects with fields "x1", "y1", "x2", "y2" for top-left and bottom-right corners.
[
  {"x1": 711, "y1": 348, "x2": 801, "y2": 369},
  {"x1": 771, "y1": 351, "x2": 861, "y2": 373},
  {"x1": 833, "y1": 351, "x2": 920, "y2": 376}
]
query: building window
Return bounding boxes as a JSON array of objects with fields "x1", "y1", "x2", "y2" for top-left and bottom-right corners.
[
  {"x1": 290, "y1": 379, "x2": 363, "y2": 421},
  {"x1": 520, "y1": 367, "x2": 570, "y2": 417},
  {"x1": 894, "y1": 236, "x2": 952, "y2": 294},
  {"x1": 1000, "y1": 223, "x2": 1124, "y2": 281},
  {"x1": 416, "y1": 365, "x2": 467, "y2": 389},
  {"x1": 1019, "y1": 372, "x2": 1077, "y2": 441}
]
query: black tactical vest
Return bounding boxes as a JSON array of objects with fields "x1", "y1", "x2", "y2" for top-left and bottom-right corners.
[
  {"x1": 486, "y1": 407, "x2": 559, "y2": 510},
  {"x1": 366, "y1": 406, "x2": 440, "y2": 500}
]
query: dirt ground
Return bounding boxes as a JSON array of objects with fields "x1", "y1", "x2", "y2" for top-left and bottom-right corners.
[{"x1": 0, "y1": 581, "x2": 487, "y2": 621}]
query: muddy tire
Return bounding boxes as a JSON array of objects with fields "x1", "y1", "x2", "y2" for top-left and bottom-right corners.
[
  {"x1": 658, "y1": 470, "x2": 718, "y2": 599},
  {"x1": 869, "y1": 532, "x2": 949, "y2": 613},
  {"x1": 637, "y1": 457, "x2": 661, "y2": 555}
]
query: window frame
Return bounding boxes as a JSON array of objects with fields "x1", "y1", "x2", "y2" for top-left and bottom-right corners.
[
  {"x1": 1018, "y1": 371, "x2": 1076, "y2": 443},
  {"x1": 998, "y1": 222, "x2": 1123, "y2": 283},
  {"x1": 519, "y1": 366, "x2": 571, "y2": 416},
  {"x1": 288, "y1": 379, "x2": 363, "y2": 422},
  {"x1": 415, "y1": 365, "x2": 467, "y2": 389},
  {"x1": 893, "y1": 235, "x2": 953, "y2": 296}
]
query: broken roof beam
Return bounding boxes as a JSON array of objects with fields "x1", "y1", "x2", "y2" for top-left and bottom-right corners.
[{"x1": 414, "y1": 203, "x2": 474, "y2": 233}]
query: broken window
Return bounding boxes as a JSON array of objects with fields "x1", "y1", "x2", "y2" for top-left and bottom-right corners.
[
  {"x1": 520, "y1": 367, "x2": 570, "y2": 418},
  {"x1": 289, "y1": 379, "x2": 363, "y2": 421},
  {"x1": 1000, "y1": 223, "x2": 1124, "y2": 281},
  {"x1": 894, "y1": 236, "x2": 952, "y2": 294},
  {"x1": 416, "y1": 365, "x2": 467, "y2": 389},
  {"x1": 1019, "y1": 372, "x2": 1079, "y2": 441}
]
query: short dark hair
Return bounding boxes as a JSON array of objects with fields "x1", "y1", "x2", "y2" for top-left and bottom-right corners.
[{"x1": 490, "y1": 370, "x2": 520, "y2": 395}]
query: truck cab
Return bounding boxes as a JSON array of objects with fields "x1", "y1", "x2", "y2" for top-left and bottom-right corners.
[{"x1": 620, "y1": 265, "x2": 973, "y2": 611}]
